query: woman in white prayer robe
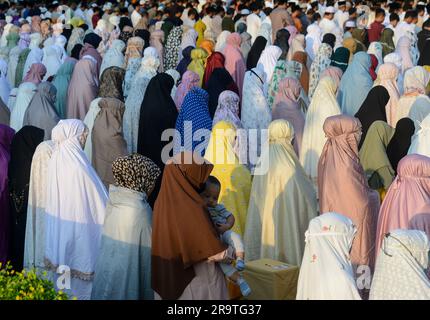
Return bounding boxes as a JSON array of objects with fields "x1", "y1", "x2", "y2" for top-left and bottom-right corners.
[
  {"x1": 42, "y1": 44, "x2": 63, "y2": 81},
  {"x1": 370, "y1": 229, "x2": 430, "y2": 300},
  {"x1": 23, "y1": 140, "x2": 55, "y2": 275},
  {"x1": 99, "y1": 39, "x2": 126, "y2": 78},
  {"x1": 408, "y1": 113, "x2": 430, "y2": 158},
  {"x1": 44, "y1": 119, "x2": 108, "y2": 300},
  {"x1": 296, "y1": 212, "x2": 361, "y2": 300},
  {"x1": 23, "y1": 32, "x2": 43, "y2": 79},
  {"x1": 395, "y1": 66, "x2": 430, "y2": 129},
  {"x1": 300, "y1": 77, "x2": 341, "y2": 193}
]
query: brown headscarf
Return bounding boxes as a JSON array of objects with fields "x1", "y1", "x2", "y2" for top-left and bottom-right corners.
[
  {"x1": 149, "y1": 29, "x2": 164, "y2": 72},
  {"x1": 92, "y1": 97, "x2": 128, "y2": 188},
  {"x1": 124, "y1": 36, "x2": 144, "y2": 67},
  {"x1": 40, "y1": 21, "x2": 51, "y2": 41},
  {"x1": 292, "y1": 51, "x2": 310, "y2": 94},
  {"x1": 135, "y1": 16, "x2": 149, "y2": 30},
  {"x1": 318, "y1": 115, "x2": 380, "y2": 271},
  {"x1": 151, "y1": 152, "x2": 226, "y2": 300},
  {"x1": 99, "y1": 66, "x2": 125, "y2": 101},
  {"x1": 343, "y1": 38, "x2": 357, "y2": 62}
]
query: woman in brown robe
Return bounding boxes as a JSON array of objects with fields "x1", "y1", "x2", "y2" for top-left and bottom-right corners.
[
  {"x1": 91, "y1": 98, "x2": 127, "y2": 188},
  {"x1": 292, "y1": 51, "x2": 310, "y2": 95},
  {"x1": 152, "y1": 152, "x2": 234, "y2": 300},
  {"x1": 91, "y1": 67, "x2": 127, "y2": 188}
]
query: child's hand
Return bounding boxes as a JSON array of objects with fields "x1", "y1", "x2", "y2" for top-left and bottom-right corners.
[{"x1": 216, "y1": 223, "x2": 230, "y2": 234}]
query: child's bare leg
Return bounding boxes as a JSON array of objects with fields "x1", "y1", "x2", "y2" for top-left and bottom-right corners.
[
  {"x1": 228, "y1": 271, "x2": 251, "y2": 297},
  {"x1": 228, "y1": 271, "x2": 240, "y2": 282},
  {"x1": 236, "y1": 251, "x2": 244, "y2": 260}
]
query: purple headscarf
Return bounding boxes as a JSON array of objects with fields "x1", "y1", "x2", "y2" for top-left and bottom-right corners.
[
  {"x1": 213, "y1": 90, "x2": 242, "y2": 129},
  {"x1": 0, "y1": 124, "x2": 15, "y2": 265},
  {"x1": 18, "y1": 24, "x2": 32, "y2": 49},
  {"x1": 174, "y1": 70, "x2": 200, "y2": 111}
]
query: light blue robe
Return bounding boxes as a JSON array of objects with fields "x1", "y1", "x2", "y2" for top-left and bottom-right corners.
[
  {"x1": 338, "y1": 52, "x2": 373, "y2": 116},
  {"x1": 91, "y1": 185, "x2": 153, "y2": 300}
]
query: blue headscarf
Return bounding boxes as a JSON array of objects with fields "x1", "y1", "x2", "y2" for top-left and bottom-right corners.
[
  {"x1": 176, "y1": 46, "x2": 194, "y2": 77},
  {"x1": 52, "y1": 60, "x2": 77, "y2": 119},
  {"x1": 174, "y1": 87, "x2": 212, "y2": 156},
  {"x1": 338, "y1": 52, "x2": 373, "y2": 116}
]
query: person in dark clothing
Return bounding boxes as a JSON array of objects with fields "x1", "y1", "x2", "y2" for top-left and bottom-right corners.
[
  {"x1": 417, "y1": 19, "x2": 430, "y2": 53},
  {"x1": 8, "y1": 126, "x2": 44, "y2": 271},
  {"x1": 137, "y1": 73, "x2": 178, "y2": 208}
]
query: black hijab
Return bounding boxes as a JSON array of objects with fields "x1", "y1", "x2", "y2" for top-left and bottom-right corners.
[
  {"x1": 8, "y1": 125, "x2": 44, "y2": 270},
  {"x1": 274, "y1": 28, "x2": 290, "y2": 60},
  {"x1": 386, "y1": 118, "x2": 415, "y2": 173},
  {"x1": 206, "y1": 68, "x2": 239, "y2": 118},
  {"x1": 135, "y1": 29, "x2": 150, "y2": 49},
  {"x1": 418, "y1": 39, "x2": 430, "y2": 66},
  {"x1": 62, "y1": 27, "x2": 72, "y2": 42},
  {"x1": 138, "y1": 73, "x2": 178, "y2": 163},
  {"x1": 137, "y1": 73, "x2": 178, "y2": 207},
  {"x1": 417, "y1": 22, "x2": 430, "y2": 53},
  {"x1": 176, "y1": 46, "x2": 194, "y2": 77},
  {"x1": 120, "y1": 30, "x2": 134, "y2": 44},
  {"x1": 83, "y1": 32, "x2": 102, "y2": 49},
  {"x1": 246, "y1": 36, "x2": 267, "y2": 70},
  {"x1": 71, "y1": 43, "x2": 83, "y2": 60},
  {"x1": 8, "y1": 126, "x2": 44, "y2": 195},
  {"x1": 164, "y1": 16, "x2": 183, "y2": 27},
  {"x1": 322, "y1": 33, "x2": 336, "y2": 49},
  {"x1": 355, "y1": 85, "x2": 390, "y2": 149},
  {"x1": 119, "y1": 16, "x2": 133, "y2": 31},
  {"x1": 161, "y1": 21, "x2": 174, "y2": 45}
]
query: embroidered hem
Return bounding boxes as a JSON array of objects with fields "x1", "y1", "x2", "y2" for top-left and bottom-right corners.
[{"x1": 44, "y1": 257, "x2": 94, "y2": 281}]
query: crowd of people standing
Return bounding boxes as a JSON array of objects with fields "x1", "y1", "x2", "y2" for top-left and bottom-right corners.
[{"x1": 0, "y1": 0, "x2": 429, "y2": 300}]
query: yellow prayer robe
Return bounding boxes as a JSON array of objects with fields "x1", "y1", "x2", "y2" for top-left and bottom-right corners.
[
  {"x1": 194, "y1": 20, "x2": 206, "y2": 47},
  {"x1": 187, "y1": 48, "x2": 208, "y2": 88},
  {"x1": 204, "y1": 121, "x2": 251, "y2": 236}
]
